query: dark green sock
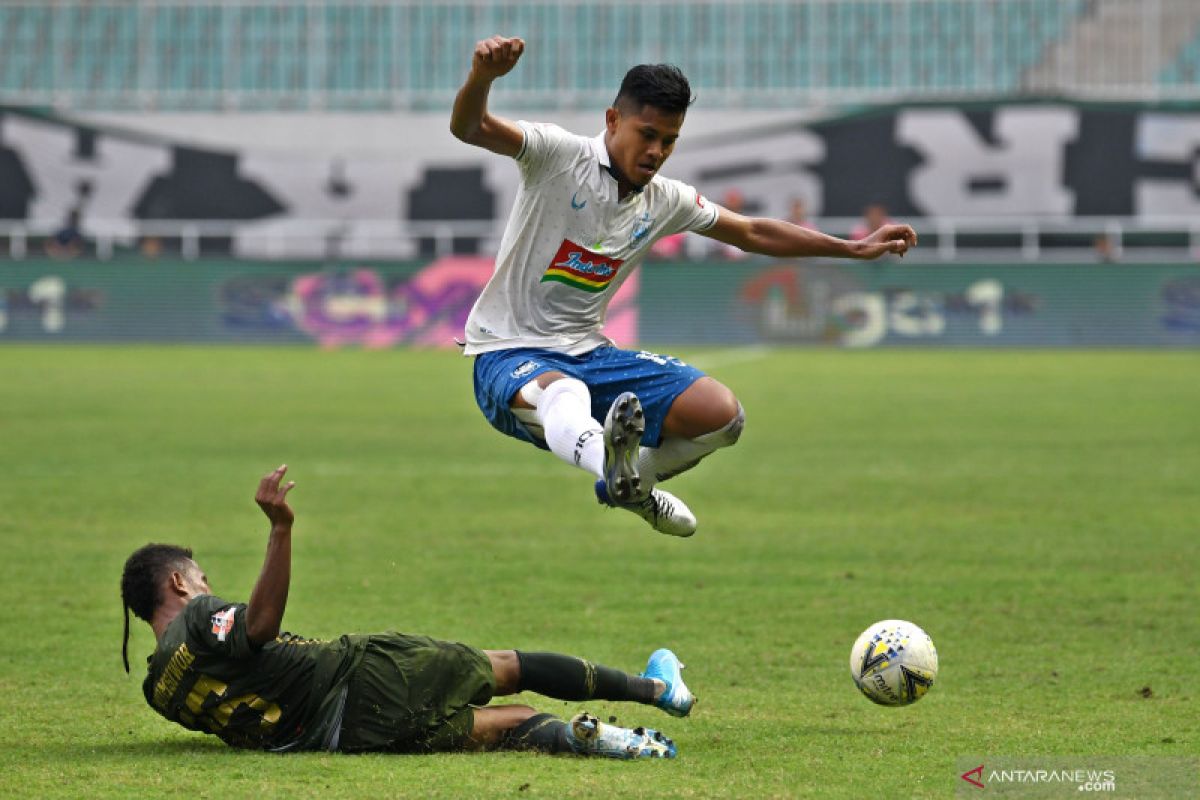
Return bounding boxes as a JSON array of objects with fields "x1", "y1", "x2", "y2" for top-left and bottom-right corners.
[
  {"x1": 499, "y1": 713, "x2": 573, "y2": 754},
  {"x1": 515, "y1": 651, "x2": 658, "y2": 704}
]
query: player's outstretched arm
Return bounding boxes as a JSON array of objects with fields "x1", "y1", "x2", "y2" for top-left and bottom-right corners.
[
  {"x1": 244, "y1": 465, "x2": 296, "y2": 647},
  {"x1": 701, "y1": 206, "x2": 917, "y2": 260},
  {"x1": 450, "y1": 35, "x2": 526, "y2": 157}
]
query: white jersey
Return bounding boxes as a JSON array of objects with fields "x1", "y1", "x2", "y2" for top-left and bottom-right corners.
[{"x1": 462, "y1": 121, "x2": 720, "y2": 356}]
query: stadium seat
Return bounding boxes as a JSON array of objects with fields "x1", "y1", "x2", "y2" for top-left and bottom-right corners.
[
  {"x1": 1161, "y1": 33, "x2": 1200, "y2": 85},
  {"x1": 0, "y1": 0, "x2": 1119, "y2": 110}
]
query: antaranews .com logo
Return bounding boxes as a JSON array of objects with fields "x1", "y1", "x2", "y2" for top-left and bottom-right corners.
[
  {"x1": 960, "y1": 764, "x2": 1115, "y2": 792},
  {"x1": 955, "y1": 757, "x2": 1196, "y2": 798}
]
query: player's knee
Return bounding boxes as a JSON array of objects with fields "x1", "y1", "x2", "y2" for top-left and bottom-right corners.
[
  {"x1": 706, "y1": 401, "x2": 745, "y2": 448},
  {"x1": 702, "y1": 382, "x2": 743, "y2": 441},
  {"x1": 511, "y1": 371, "x2": 575, "y2": 410},
  {"x1": 484, "y1": 649, "x2": 521, "y2": 695},
  {"x1": 729, "y1": 402, "x2": 746, "y2": 443},
  {"x1": 531, "y1": 376, "x2": 590, "y2": 411}
]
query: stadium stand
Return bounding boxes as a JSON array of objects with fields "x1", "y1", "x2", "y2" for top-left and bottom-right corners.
[
  {"x1": 5, "y1": 0, "x2": 1198, "y2": 110},
  {"x1": 1028, "y1": 0, "x2": 1200, "y2": 96},
  {"x1": 1162, "y1": 29, "x2": 1200, "y2": 87},
  {"x1": 1, "y1": 0, "x2": 1197, "y2": 262}
]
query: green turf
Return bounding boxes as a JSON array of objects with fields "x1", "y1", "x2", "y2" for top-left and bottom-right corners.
[{"x1": 1, "y1": 346, "x2": 1196, "y2": 798}]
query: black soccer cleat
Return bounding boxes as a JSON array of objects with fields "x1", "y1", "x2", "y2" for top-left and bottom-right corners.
[{"x1": 602, "y1": 391, "x2": 646, "y2": 504}]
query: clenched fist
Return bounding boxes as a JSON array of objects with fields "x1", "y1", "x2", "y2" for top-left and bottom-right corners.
[{"x1": 471, "y1": 35, "x2": 525, "y2": 81}]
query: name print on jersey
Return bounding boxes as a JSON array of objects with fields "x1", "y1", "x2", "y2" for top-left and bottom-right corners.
[{"x1": 541, "y1": 239, "x2": 625, "y2": 293}]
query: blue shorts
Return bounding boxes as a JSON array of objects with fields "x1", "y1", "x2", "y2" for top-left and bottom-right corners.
[{"x1": 472, "y1": 346, "x2": 706, "y2": 450}]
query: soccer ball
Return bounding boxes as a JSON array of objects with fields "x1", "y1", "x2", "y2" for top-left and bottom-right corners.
[{"x1": 849, "y1": 619, "x2": 938, "y2": 706}]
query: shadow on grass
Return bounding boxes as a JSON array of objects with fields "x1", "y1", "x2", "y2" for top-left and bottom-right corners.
[
  {"x1": 35, "y1": 739, "x2": 229, "y2": 758},
  {"x1": 34, "y1": 740, "x2": 478, "y2": 760}
]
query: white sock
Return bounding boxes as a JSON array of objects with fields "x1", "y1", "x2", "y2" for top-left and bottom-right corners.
[
  {"x1": 637, "y1": 437, "x2": 718, "y2": 487},
  {"x1": 535, "y1": 378, "x2": 605, "y2": 478},
  {"x1": 638, "y1": 403, "x2": 746, "y2": 488}
]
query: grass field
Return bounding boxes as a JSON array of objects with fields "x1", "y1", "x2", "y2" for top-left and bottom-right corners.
[{"x1": 1, "y1": 346, "x2": 1197, "y2": 799}]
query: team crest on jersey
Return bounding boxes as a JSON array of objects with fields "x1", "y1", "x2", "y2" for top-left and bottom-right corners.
[
  {"x1": 541, "y1": 239, "x2": 624, "y2": 293},
  {"x1": 630, "y1": 212, "x2": 654, "y2": 246},
  {"x1": 210, "y1": 607, "x2": 236, "y2": 642}
]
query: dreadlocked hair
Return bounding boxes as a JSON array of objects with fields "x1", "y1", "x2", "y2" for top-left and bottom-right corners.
[{"x1": 120, "y1": 543, "x2": 193, "y2": 673}]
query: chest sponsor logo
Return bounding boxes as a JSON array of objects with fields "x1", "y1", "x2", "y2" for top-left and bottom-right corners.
[
  {"x1": 542, "y1": 239, "x2": 625, "y2": 293},
  {"x1": 210, "y1": 608, "x2": 236, "y2": 642}
]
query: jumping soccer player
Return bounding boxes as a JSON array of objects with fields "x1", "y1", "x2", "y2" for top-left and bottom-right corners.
[
  {"x1": 451, "y1": 36, "x2": 917, "y2": 537},
  {"x1": 122, "y1": 466, "x2": 693, "y2": 759}
]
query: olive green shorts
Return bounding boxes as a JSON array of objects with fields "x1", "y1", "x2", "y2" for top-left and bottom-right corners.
[{"x1": 337, "y1": 633, "x2": 496, "y2": 753}]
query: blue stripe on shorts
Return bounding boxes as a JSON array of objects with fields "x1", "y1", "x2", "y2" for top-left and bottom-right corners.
[{"x1": 472, "y1": 346, "x2": 707, "y2": 450}]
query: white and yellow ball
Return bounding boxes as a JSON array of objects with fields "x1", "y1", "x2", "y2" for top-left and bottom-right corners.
[{"x1": 849, "y1": 619, "x2": 938, "y2": 706}]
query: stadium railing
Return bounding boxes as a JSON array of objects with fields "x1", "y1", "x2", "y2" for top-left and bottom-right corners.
[
  {"x1": 3, "y1": 217, "x2": 1198, "y2": 263},
  {"x1": 2, "y1": 0, "x2": 1198, "y2": 110}
]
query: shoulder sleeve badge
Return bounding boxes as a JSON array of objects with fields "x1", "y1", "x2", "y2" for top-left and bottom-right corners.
[{"x1": 210, "y1": 607, "x2": 236, "y2": 642}]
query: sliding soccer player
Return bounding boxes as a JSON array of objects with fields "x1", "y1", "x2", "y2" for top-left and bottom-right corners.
[{"x1": 122, "y1": 466, "x2": 693, "y2": 758}]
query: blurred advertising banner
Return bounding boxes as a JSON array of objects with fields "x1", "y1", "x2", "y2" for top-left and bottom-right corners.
[
  {"x1": 640, "y1": 260, "x2": 1200, "y2": 348},
  {"x1": 3, "y1": 102, "x2": 1200, "y2": 232},
  {"x1": 0, "y1": 258, "x2": 1197, "y2": 348},
  {"x1": 0, "y1": 257, "x2": 639, "y2": 349}
]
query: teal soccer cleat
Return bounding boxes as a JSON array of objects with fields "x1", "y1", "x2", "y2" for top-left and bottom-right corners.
[
  {"x1": 567, "y1": 712, "x2": 677, "y2": 759},
  {"x1": 641, "y1": 648, "x2": 696, "y2": 717}
]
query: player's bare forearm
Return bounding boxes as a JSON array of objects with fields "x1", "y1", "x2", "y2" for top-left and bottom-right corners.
[
  {"x1": 704, "y1": 210, "x2": 917, "y2": 260},
  {"x1": 245, "y1": 465, "x2": 296, "y2": 647},
  {"x1": 450, "y1": 36, "x2": 525, "y2": 157},
  {"x1": 450, "y1": 72, "x2": 492, "y2": 142},
  {"x1": 245, "y1": 525, "x2": 291, "y2": 646},
  {"x1": 741, "y1": 218, "x2": 860, "y2": 258}
]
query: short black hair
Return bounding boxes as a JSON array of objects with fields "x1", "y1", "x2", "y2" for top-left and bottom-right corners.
[
  {"x1": 614, "y1": 64, "x2": 694, "y2": 117},
  {"x1": 120, "y1": 543, "x2": 193, "y2": 673}
]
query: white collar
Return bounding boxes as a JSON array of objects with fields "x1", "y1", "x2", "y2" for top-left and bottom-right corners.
[
  {"x1": 589, "y1": 131, "x2": 611, "y2": 167},
  {"x1": 591, "y1": 130, "x2": 645, "y2": 196}
]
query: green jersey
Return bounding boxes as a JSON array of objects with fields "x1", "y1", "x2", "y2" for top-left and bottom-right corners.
[{"x1": 143, "y1": 594, "x2": 368, "y2": 751}]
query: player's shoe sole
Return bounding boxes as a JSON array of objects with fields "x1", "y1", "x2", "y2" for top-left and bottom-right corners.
[
  {"x1": 567, "y1": 712, "x2": 677, "y2": 759},
  {"x1": 603, "y1": 392, "x2": 646, "y2": 505},
  {"x1": 641, "y1": 648, "x2": 697, "y2": 717}
]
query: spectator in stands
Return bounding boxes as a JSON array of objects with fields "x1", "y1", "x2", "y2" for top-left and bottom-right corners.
[
  {"x1": 45, "y1": 207, "x2": 85, "y2": 259},
  {"x1": 139, "y1": 235, "x2": 164, "y2": 259},
  {"x1": 850, "y1": 202, "x2": 893, "y2": 241},
  {"x1": 1093, "y1": 233, "x2": 1118, "y2": 263},
  {"x1": 710, "y1": 189, "x2": 750, "y2": 260},
  {"x1": 649, "y1": 231, "x2": 686, "y2": 260},
  {"x1": 46, "y1": 179, "x2": 93, "y2": 259},
  {"x1": 787, "y1": 197, "x2": 815, "y2": 231}
]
